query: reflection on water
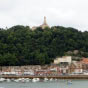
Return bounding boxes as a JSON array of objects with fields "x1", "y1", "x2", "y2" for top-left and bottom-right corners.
[{"x1": 0, "y1": 80, "x2": 88, "y2": 88}]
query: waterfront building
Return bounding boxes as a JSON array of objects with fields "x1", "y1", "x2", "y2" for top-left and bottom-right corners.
[
  {"x1": 81, "y1": 58, "x2": 88, "y2": 72},
  {"x1": 69, "y1": 61, "x2": 83, "y2": 74},
  {"x1": 54, "y1": 56, "x2": 72, "y2": 65}
]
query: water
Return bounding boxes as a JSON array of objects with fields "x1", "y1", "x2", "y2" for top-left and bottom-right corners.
[{"x1": 0, "y1": 80, "x2": 88, "y2": 88}]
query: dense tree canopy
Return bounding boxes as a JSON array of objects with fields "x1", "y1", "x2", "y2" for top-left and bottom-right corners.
[{"x1": 0, "y1": 25, "x2": 88, "y2": 66}]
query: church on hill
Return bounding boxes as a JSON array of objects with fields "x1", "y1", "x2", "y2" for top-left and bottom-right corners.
[{"x1": 32, "y1": 16, "x2": 49, "y2": 30}]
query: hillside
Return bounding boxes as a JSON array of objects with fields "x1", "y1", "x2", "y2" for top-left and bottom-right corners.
[{"x1": 0, "y1": 25, "x2": 88, "y2": 66}]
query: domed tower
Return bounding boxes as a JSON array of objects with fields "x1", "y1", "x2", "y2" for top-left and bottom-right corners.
[
  {"x1": 32, "y1": 16, "x2": 50, "y2": 30},
  {"x1": 40, "y1": 16, "x2": 49, "y2": 29},
  {"x1": 44, "y1": 16, "x2": 47, "y2": 25}
]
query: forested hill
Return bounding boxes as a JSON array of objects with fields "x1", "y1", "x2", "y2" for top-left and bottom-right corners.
[{"x1": 0, "y1": 25, "x2": 88, "y2": 66}]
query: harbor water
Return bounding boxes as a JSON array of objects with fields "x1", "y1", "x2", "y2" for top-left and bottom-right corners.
[{"x1": 0, "y1": 80, "x2": 88, "y2": 88}]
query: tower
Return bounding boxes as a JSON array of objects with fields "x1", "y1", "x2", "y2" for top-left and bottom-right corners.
[
  {"x1": 44, "y1": 16, "x2": 47, "y2": 25},
  {"x1": 32, "y1": 16, "x2": 50, "y2": 30},
  {"x1": 40, "y1": 16, "x2": 49, "y2": 29}
]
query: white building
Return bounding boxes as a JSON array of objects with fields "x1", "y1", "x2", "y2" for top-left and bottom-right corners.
[{"x1": 54, "y1": 56, "x2": 72, "y2": 64}]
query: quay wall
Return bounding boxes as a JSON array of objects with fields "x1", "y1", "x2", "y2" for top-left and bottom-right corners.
[{"x1": 1, "y1": 75, "x2": 88, "y2": 79}]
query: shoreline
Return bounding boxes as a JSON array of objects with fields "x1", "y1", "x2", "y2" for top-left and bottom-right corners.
[{"x1": 1, "y1": 75, "x2": 88, "y2": 79}]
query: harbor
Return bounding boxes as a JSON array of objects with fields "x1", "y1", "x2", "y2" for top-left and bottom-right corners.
[{"x1": 0, "y1": 79, "x2": 88, "y2": 88}]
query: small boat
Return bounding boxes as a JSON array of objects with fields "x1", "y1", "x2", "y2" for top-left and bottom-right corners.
[
  {"x1": 6, "y1": 79, "x2": 11, "y2": 82},
  {"x1": 32, "y1": 78, "x2": 40, "y2": 83},
  {"x1": 49, "y1": 78, "x2": 53, "y2": 81},
  {"x1": 25, "y1": 78, "x2": 30, "y2": 82},
  {"x1": 44, "y1": 78, "x2": 48, "y2": 82},
  {"x1": 67, "y1": 80, "x2": 72, "y2": 84},
  {"x1": 0, "y1": 78, "x2": 5, "y2": 82},
  {"x1": 14, "y1": 79, "x2": 20, "y2": 82},
  {"x1": 54, "y1": 79, "x2": 57, "y2": 81},
  {"x1": 21, "y1": 78, "x2": 25, "y2": 83}
]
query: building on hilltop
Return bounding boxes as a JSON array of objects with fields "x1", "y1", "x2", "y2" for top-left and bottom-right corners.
[
  {"x1": 40, "y1": 16, "x2": 49, "y2": 29},
  {"x1": 32, "y1": 16, "x2": 49, "y2": 30}
]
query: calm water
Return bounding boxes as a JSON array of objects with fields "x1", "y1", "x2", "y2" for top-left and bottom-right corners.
[{"x1": 0, "y1": 80, "x2": 88, "y2": 88}]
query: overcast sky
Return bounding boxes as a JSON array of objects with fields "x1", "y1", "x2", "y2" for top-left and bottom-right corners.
[{"x1": 0, "y1": 0, "x2": 88, "y2": 31}]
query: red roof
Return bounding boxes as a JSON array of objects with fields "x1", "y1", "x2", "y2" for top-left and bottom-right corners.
[{"x1": 81, "y1": 58, "x2": 88, "y2": 64}]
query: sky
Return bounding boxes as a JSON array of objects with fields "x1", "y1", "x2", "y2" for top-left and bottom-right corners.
[{"x1": 0, "y1": 0, "x2": 88, "y2": 31}]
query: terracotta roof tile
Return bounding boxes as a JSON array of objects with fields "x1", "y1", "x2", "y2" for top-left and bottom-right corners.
[{"x1": 81, "y1": 58, "x2": 88, "y2": 64}]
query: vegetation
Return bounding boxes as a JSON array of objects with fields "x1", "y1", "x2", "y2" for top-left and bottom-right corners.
[{"x1": 0, "y1": 25, "x2": 88, "y2": 66}]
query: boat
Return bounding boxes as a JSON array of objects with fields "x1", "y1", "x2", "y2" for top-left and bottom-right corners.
[
  {"x1": 54, "y1": 79, "x2": 57, "y2": 81},
  {"x1": 32, "y1": 78, "x2": 40, "y2": 82},
  {"x1": 67, "y1": 80, "x2": 72, "y2": 84},
  {"x1": 14, "y1": 79, "x2": 20, "y2": 82},
  {"x1": 25, "y1": 78, "x2": 30, "y2": 82},
  {"x1": 0, "y1": 78, "x2": 5, "y2": 82},
  {"x1": 44, "y1": 78, "x2": 48, "y2": 82},
  {"x1": 21, "y1": 78, "x2": 25, "y2": 83},
  {"x1": 49, "y1": 78, "x2": 53, "y2": 81},
  {"x1": 6, "y1": 79, "x2": 11, "y2": 82}
]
